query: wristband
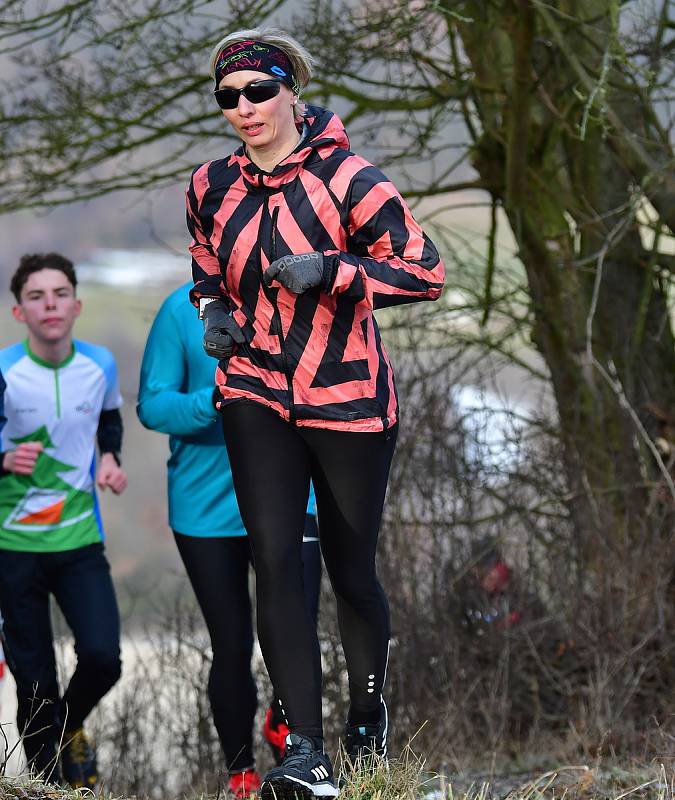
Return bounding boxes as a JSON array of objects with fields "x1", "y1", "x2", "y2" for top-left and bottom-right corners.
[{"x1": 102, "y1": 451, "x2": 122, "y2": 466}]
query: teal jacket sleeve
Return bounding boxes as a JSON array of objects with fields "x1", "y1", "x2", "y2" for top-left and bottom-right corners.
[{"x1": 137, "y1": 300, "x2": 217, "y2": 436}]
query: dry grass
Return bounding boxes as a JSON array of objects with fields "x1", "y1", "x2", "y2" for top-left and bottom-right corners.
[
  {"x1": 0, "y1": 754, "x2": 671, "y2": 800},
  {"x1": 0, "y1": 777, "x2": 112, "y2": 799},
  {"x1": 338, "y1": 744, "x2": 427, "y2": 800}
]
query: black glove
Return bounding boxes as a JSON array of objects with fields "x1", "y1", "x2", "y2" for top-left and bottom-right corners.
[
  {"x1": 202, "y1": 300, "x2": 245, "y2": 360},
  {"x1": 263, "y1": 252, "x2": 328, "y2": 294}
]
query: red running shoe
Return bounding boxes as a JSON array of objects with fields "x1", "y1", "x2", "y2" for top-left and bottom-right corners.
[
  {"x1": 228, "y1": 768, "x2": 262, "y2": 798},
  {"x1": 263, "y1": 706, "x2": 289, "y2": 765}
]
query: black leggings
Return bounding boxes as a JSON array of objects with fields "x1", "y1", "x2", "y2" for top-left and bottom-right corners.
[
  {"x1": 174, "y1": 520, "x2": 320, "y2": 771},
  {"x1": 221, "y1": 401, "x2": 397, "y2": 739}
]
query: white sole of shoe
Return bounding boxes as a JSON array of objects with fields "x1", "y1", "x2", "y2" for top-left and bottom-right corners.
[{"x1": 261, "y1": 775, "x2": 340, "y2": 799}]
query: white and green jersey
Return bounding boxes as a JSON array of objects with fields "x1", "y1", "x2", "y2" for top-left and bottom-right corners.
[{"x1": 0, "y1": 340, "x2": 122, "y2": 552}]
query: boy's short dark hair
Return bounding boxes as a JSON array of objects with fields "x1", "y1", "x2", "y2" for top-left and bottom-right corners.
[{"x1": 10, "y1": 253, "x2": 78, "y2": 302}]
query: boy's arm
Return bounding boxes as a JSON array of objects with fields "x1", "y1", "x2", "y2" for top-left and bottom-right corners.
[
  {"x1": 96, "y1": 451, "x2": 127, "y2": 494},
  {"x1": 97, "y1": 409, "x2": 123, "y2": 463},
  {"x1": 96, "y1": 353, "x2": 127, "y2": 494},
  {"x1": 0, "y1": 370, "x2": 44, "y2": 476},
  {"x1": 2, "y1": 444, "x2": 44, "y2": 476}
]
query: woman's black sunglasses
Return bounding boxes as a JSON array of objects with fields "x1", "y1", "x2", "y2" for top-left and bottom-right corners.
[{"x1": 213, "y1": 78, "x2": 282, "y2": 110}]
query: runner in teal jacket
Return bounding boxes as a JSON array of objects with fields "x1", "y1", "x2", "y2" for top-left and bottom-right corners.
[{"x1": 137, "y1": 282, "x2": 320, "y2": 797}]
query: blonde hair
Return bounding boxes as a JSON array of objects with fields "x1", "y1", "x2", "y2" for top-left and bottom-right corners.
[{"x1": 209, "y1": 28, "x2": 315, "y2": 95}]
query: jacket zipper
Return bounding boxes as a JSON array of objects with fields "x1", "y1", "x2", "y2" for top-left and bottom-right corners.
[{"x1": 264, "y1": 200, "x2": 296, "y2": 423}]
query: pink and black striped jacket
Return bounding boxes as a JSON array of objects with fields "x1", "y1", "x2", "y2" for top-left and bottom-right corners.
[{"x1": 187, "y1": 105, "x2": 444, "y2": 432}]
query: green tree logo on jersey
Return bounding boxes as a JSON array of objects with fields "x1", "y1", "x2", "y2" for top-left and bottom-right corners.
[{"x1": 0, "y1": 426, "x2": 95, "y2": 533}]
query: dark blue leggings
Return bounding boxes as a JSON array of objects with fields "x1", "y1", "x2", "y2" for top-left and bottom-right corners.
[
  {"x1": 174, "y1": 518, "x2": 320, "y2": 772},
  {"x1": 0, "y1": 543, "x2": 121, "y2": 779},
  {"x1": 220, "y1": 401, "x2": 397, "y2": 740}
]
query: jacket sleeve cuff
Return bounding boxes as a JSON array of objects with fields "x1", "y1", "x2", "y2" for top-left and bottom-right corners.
[{"x1": 322, "y1": 253, "x2": 340, "y2": 292}]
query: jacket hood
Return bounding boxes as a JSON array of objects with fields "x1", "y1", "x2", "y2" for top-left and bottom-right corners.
[
  {"x1": 233, "y1": 105, "x2": 350, "y2": 188},
  {"x1": 300, "y1": 105, "x2": 350, "y2": 153}
]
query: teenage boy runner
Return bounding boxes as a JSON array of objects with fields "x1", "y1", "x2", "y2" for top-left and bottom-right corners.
[{"x1": 0, "y1": 253, "x2": 126, "y2": 789}]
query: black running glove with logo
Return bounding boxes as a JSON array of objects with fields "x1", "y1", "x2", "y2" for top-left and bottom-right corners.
[
  {"x1": 202, "y1": 300, "x2": 245, "y2": 360},
  {"x1": 263, "y1": 252, "x2": 330, "y2": 294}
]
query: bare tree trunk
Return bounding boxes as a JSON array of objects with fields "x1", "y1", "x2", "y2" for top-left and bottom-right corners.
[{"x1": 457, "y1": 0, "x2": 675, "y2": 555}]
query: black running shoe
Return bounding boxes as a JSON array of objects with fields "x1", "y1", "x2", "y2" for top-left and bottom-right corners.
[
  {"x1": 261, "y1": 733, "x2": 339, "y2": 799},
  {"x1": 344, "y1": 702, "x2": 388, "y2": 766},
  {"x1": 60, "y1": 727, "x2": 98, "y2": 790}
]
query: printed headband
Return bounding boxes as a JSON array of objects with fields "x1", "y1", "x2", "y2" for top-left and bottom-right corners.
[{"x1": 214, "y1": 40, "x2": 299, "y2": 94}]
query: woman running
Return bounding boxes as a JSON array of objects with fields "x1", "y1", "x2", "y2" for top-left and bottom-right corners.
[
  {"x1": 137, "y1": 282, "x2": 321, "y2": 797},
  {"x1": 186, "y1": 28, "x2": 444, "y2": 799}
]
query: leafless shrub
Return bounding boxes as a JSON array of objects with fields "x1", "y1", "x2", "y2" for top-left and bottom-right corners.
[
  {"x1": 87, "y1": 586, "x2": 224, "y2": 798},
  {"x1": 325, "y1": 342, "x2": 675, "y2": 765},
  {"x1": 38, "y1": 343, "x2": 672, "y2": 798}
]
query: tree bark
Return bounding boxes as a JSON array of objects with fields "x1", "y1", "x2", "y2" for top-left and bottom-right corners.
[{"x1": 456, "y1": 0, "x2": 675, "y2": 556}]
